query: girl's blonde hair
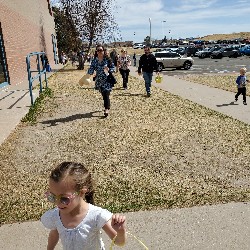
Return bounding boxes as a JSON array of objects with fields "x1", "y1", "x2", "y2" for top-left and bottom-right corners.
[{"x1": 50, "y1": 162, "x2": 94, "y2": 204}]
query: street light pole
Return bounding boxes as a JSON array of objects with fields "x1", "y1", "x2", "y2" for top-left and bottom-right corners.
[{"x1": 149, "y1": 17, "x2": 151, "y2": 45}]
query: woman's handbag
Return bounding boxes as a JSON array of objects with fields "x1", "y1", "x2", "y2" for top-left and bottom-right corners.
[{"x1": 107, "y1": 72, "x2": 117, "y2": 87}]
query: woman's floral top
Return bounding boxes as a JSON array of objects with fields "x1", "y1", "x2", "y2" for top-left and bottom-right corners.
[
  {"x1": 117, "y1": 55, "x2": 131, "y2": 70},
  {"x1": 87, "y1": 57, "x2": 115, "y2": 92}
]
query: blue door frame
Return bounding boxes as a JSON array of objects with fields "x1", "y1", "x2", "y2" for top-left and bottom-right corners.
[{"x1": 0, "y1": 22, "x2": 9, "y2": 88}]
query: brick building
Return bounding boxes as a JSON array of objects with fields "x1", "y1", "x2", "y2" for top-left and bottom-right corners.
[{"x1": 0, "y1": 0, "x2": 58, "y2": 88}]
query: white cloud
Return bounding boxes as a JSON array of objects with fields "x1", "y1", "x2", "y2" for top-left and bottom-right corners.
[{"x1": 113, "y1": 0, "x2": 250, "y2": 42}]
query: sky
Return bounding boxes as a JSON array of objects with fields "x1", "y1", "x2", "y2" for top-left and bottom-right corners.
[{"x1": 51, "y1": 0, "x2": 250, "y2": 43}]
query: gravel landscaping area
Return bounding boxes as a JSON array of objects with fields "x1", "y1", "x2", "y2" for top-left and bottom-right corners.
[{"x1": 0, "y1": 64, "x2": 249, "y2": 225}]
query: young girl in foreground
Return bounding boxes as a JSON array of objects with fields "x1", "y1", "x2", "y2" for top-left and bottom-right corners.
[{"x1": 41, "y1": 162, "x2": 126, "y2": 250}]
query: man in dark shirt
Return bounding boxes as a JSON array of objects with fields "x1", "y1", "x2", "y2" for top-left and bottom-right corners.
[{"x1": 138, "y1": 46, "x2": 158, "y2": 97}]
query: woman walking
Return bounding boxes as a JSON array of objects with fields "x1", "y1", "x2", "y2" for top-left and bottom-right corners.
[
  {"x1": 87, "y1": 45, "x2": 115, "y2": 117},
  {"x1": 117, "y1": 49, "x2": 131, "y2": 89}
]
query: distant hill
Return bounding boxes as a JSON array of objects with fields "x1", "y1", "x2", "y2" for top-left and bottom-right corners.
[{"x1": 201, "y1": 32, "x2": 250, "y2": 41}]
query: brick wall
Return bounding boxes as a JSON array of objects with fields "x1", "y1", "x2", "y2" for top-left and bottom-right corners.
[{"x1": 0, "y1": 0, "x2": 57, "y2": 85}]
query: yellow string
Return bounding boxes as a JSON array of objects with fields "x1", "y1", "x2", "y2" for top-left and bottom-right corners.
[{"x1": 109, "y1": 231, "x2": 149, "y2": 250}]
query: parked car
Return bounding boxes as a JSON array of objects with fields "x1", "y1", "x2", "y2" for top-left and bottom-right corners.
[
  {"x1": 133, "y1": 43, "x2": 145, "y2": 49},
  {"x1": 174, "y1": 47, "x2": 186, "y2": 55},
  {"x1": 155, "y1": 48, "x2": 172, "y2": 52},
  {"x1": 210, "y1": 47, "x2": 241, "y2": 59},
  {"x1": 185, "y1": 46, "x2": 202, "y2": 56},
  {"x1": 196, "y1": 46, "x2": 221, "y2": 58},
  {"x1": 153, "y1": 51, "x2": 194, "y2": 71},
  {"x1": 240, "y1": 45, "x2": 250, "y2": 56}
]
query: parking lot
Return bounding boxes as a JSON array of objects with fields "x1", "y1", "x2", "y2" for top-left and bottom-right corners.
[
  {"x1": 157, "y1": 56, "x2": 250, "y2": 76},
  {"x1": 132, "y1": 54, "x2": 250, "y2": 76}
]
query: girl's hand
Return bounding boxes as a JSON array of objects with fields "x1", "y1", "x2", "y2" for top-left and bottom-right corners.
[{"x1": 111, "y1": 214, "x2": 126, "y2": 233}]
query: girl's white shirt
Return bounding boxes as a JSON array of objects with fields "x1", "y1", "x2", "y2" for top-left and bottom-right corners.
[{"x1": 41, "y1": 203, "x2": 112, "y2": 250}]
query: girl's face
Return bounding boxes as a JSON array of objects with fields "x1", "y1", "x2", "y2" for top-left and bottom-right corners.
[{"x1": 48, "y1": 177, "x2": 83, "y2": 214}]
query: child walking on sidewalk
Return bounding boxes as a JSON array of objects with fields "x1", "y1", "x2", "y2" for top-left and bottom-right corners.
[
  {"x1": 41, "y1": 161, "x2": 126, "y2": 250},
  {"x1": 235, "y1": 67, "x2": 249, "y2": 105}
]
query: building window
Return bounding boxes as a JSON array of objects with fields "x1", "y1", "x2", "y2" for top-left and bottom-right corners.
[{"x1": 0, "y1": 22, "x2": 9, "y2": 86}]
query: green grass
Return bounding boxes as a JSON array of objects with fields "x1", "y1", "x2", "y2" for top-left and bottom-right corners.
[{"x1": 21, "y1": 87, "x2": 53, "y2": 124}]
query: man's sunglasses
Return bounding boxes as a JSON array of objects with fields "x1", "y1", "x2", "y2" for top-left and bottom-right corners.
[
  {"x1": 97, "y1": 49, "x2": 104, "y2": 52},
  {"x1": 45, "y1": 191, "x2": 79, "y2": 205}
]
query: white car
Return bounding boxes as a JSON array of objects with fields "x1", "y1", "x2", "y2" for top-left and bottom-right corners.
[
  {"x1": 153, "y1": 51, "x2": 194, "y2": 71},
  {"x1": 133, "y1": 43, "x2": 145, "y2": 49}
]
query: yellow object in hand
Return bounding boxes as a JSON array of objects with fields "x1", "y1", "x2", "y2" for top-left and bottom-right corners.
[{"x1": 155, "y1": 75, "x2": 163, "y2": 83}]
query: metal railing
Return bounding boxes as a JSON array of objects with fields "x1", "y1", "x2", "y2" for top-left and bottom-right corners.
[{"x1": 26, "y1": 52, "x2": 48, "y2": 105}]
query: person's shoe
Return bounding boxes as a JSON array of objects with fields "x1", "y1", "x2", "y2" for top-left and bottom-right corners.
[
  {"x1": 104, "y1": 109, "x2": 109, "y2": 117},
  {"x1": 243, "y1": 101, "x2": 247, "y2": 105},
  {"x1": 147, "y1": 92, "x2": 151, "y2": 97}
]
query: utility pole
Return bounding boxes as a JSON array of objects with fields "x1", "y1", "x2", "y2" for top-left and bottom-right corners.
[
  {"x1": 161, "y1": 20, "x2": 166, "y2": 39},
  {"x1": 149, "y1": 17, "x2": 151, "y2": 45}
]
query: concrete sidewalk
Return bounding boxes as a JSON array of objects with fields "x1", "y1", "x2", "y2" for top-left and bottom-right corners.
[
  {"x1": 0, "y1": 64, "x2": 64, "y2": 145},
  {"x1": 129, "y1": 66, "x2": 250, "y2": 125},
  {"x1": 1, "y1": 202, "x2": 250, "y2": 249},
  {"x1": 1, "y1": 65, "x2": 250, "y2": 249}
]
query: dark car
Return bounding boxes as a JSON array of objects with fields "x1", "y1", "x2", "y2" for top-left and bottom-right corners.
[
  {"x1": 210, "y1": 47, "x2": 241, "y2": 59},
  {"x1": 196, "y1": 46, "x2": 221, "y2": 58},
  {"x1": 185, "y1": 46, "x2": 202, "y2": 57}
]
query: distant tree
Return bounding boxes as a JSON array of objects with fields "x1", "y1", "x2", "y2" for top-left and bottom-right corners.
[
  {"x1": 57, "y1": 0, "x2": 121, "y2": 68},
  {"x1": 52, "y1": 6, "x2": 81, "y2": 54},
  {"x1": 162, "y1": 36, "x2": 167, "y2": 43},
  {"x1": 144, "y1": 36, "x2": 150, "y2": 45}
]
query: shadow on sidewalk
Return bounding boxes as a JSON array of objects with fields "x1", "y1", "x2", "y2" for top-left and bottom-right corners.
[
  {"x1": 41, "y1": 111, "x2": 103, "y2": 126},
  {"x1": 216, "y1": 101, "x2": 239, "y2": 107}
]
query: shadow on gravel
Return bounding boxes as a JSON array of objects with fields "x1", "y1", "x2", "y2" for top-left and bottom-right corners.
[
  {"x1": 112, "y1": 87, "x2": 125, "y2": 91},
  {"x1": 41, "y1": 111, "x2": 103, "y2": 126},
  {"x1": 79, "y1": 87, "x2": 94, "y2": 90},
  {"x1": 113, "y1": 92, "x2": 144, "y2": 97},
  {"x1": 58, "y1": 68, "x2": 79, "y2": 73},
  {"x1": 216, "y1": 101, "x2": 239, "y2": 107}
]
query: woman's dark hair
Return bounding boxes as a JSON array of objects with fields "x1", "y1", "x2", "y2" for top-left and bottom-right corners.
[
  {"x1": 50, "y1": 162, "x2": 94, "y2": 204},
  {"x1": 94, "y1": 44, "x2": 109, "y2": 58}
]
